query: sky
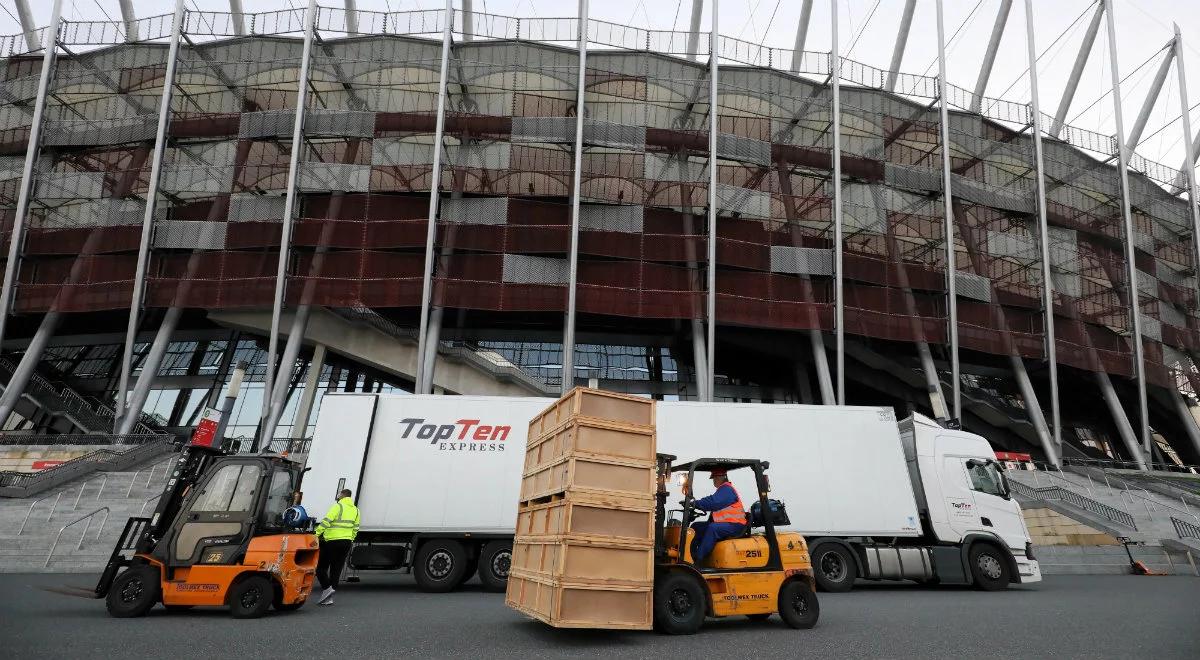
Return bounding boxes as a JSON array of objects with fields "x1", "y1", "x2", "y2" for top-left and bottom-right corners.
[{"x1": 3, "y1": 0, "x2": 1200, "y2": 172}]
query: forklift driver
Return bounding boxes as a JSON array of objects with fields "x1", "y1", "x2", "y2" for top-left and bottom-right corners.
[{"x1": 686, "y1": 469, "x2": 748, "y2": 564}]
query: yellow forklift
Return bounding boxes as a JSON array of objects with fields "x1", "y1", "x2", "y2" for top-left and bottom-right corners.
[{"x1": 653, "y1": 455, "x2": 819, "y2": 634}]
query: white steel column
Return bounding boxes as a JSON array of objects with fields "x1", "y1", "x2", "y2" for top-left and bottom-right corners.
[
  {"x1": 686, "y1": 0, "x2": 704, "y2": 62},
  {"x1": 970, "y1": 0, "x2": 1012, "y2": 113},
  {"x1": 705, "y1": 0, "x2": 718, "y2": 402},
  {"x1": 263, "y1": 305, "x2": 312, "y2": 442},
  {"x1": 415, "y1": 0, "x2": 456, "y2": 395},
  {"x1": 790, "y1": 0, "x2": 813, "y2": 74},
  {"x1": 831, "y1": 0, "x2": 844, "y2": 404},
  {"x1": 1168, "y1": 388, "x2": 1200, "y2": 459},
  {"x1": 462, "y1": 0, "x2": 474, "y2": 40},
  {"x1": 13, "y1": 0, "x2": 38, "y2": 53},
  {"x1": 0, "y1": 313, "x2": 61, "y2": 427},
  {"x1": 261, "y1": 0, "x2": 318, "y2": 432},
  {"x1": 884, "y1": 0, "x2": 917, "y2": 93},
  {"x1": 562, "y1": 0, "x2": 588, "y2": 395},
  {"x1": 1177, "y1": 24, "x2": 1200, "y2": 320},
  {"x1": 1126, "y1": 43, "x2": 1176, "y2": 153},
  {"x1": 0, "y1": 0, "x2": 62, "y2": 354},
  {"x1": 1024, "y1": 0, "x2": 1062, "y2": 460},
  {"x1": 115, "y1": 0, "x2": 186, "y2": 431},
  {"x1": 344, "y1": 0, "x2": 360, "y2": 34},
  {"x1": 118, "y1": 0, "x2": 139, "y2": 42},
  {"x1": 1051, "y1": 2, "x2": 1105, "y2": 138},
  {"x1": 935, "y1": 0, "x2": 961, "y2": 420},
  {"x1": 1103, "y1": 0, "x2": 1149, "y2": 467},
  {"x1": 230, "y1": 0, "x2": 247, "y2": 36}
]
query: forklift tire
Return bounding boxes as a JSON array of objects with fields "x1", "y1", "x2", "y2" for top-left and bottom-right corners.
[
  {"x1": 777, "y1": 581, "x2": 819, "y2": 630},
  {"x1": 106, "y1": 565, "x2": 161, "y2": 618},
  {"x1": 653, "y1": 572, "x2": 706, "y2": 635},
  {"x1": 968, "y1": 543, "x2": 1010, "y2": 591},
  {"x1": 228, "y1": 575, "x2": 274, "y2": 619},
  {"x1": 414, "y1": 540, "x2": 468, "y2": 592},
  {"x1": 812, "y1": 544, "x2": 856, "y2": 593},
  {"x1": 477, "y1": 541, "x2": 513, "y2": 592}
]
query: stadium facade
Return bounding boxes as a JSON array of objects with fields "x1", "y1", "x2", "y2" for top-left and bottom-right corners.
[{"x1": 2, "y1": 0, "x2": 1200, "y2": 469}]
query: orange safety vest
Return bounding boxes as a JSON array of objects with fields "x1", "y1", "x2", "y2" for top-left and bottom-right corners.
[{"x1": 711, "y1": 482, "x2": 747, "y2": 525}]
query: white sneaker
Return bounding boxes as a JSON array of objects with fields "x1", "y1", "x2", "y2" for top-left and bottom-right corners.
[
  {"x1": 318, "y1": 597, "x2": 334, "y2": 606},
  {"x1": 318, "y1": 587, "x2": 335, "y2": 603}
]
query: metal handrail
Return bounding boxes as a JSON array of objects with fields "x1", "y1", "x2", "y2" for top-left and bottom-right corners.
[
  {"x1": 1172, "y1": 516, "x2": 1200, "y2": 540},
  {"x1": 139, "y1": 492, "x2": 162, "y2": 516},
  {"x1": 44, "y1": 506, "x2": 110, "y2": 568},
  {"x1": 1121, "y1": 486, "x2": 1200, "y2": 523},
  {"x1": 1009, "y1": 479, "x2": 1137, "y2": 530},
  {"x1": 17, "y1": 491, "x2": 64, "y2": 535},
  {"x1": 72, "y1": 473, "x2": 108, "y2": 510}
]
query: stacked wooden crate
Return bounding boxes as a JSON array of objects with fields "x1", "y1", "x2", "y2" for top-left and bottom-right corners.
[{"x1": 505, "y1": 388, "x2": 657, "y2": 630}]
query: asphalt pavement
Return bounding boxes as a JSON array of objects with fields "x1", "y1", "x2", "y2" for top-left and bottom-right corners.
[{"x1": 1, "y1": 573, "x2": 1196, "y2": 659}]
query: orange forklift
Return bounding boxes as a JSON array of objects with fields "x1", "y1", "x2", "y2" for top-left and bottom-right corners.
[{"x1": 92, "y1": 442, "x2": 319, "y2": 618}]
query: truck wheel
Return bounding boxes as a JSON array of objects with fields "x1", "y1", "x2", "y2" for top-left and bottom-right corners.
[
  {"x1": 228, "y1": 575, "x2": 274, "y2": 619},
  {"x1": 414, "y1": 540, "x2": 468, "y2": 592},
  {"x1": 812, "y1": 544, "x2": 856, "y2": 592},
  {"x1": 968, "y1": 543, "x2": 1010, "y2": 591},
  {"x1": 477, "y1": 541, "x2": 513, "y2": 592},
  {"x1": 653, "y1": 572, "x2": 706, "y2": 635},
  {"x1": 778, "y1": 581, "x2": 820, "y2": 629},
  {"x1": 105, "y1": 565, "x2": 160, "y2": 618}
]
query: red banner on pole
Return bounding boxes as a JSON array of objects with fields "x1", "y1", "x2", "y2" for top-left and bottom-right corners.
[{"x1": 191, "y1": 408, "x2": 222, "y2": 448}]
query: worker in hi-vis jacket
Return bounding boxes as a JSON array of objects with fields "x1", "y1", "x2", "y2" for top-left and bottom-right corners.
[
  {"x1": 686, "y1": 469, "x2": 748, "y2": 563},
  {"x1": 314, "y1": 488, "x2": 360, "y2": 606}
]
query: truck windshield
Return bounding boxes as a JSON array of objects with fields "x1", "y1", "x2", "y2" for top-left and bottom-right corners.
[{"x1": 967, "y1": 460, "x2": 1008, "y2": 498}]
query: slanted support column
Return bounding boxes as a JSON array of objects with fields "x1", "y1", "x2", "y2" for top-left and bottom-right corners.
[
  {"x1": 561, "y1": 0, "x2": 589, "y2": 395},
  {"x1": 935, "y1": 0, "x2": 961, "y2": 420},
  {"x1": 261, "y1": 0, "x2": 318, "y2": 431},
  {"x1": 1096, "y1": 372, "x2": 1147, "y2": 469},
  {"x1": 116, "y1": 0, "x2": 186, "y2": 432},
  {"x1": 1024, "y1": 0, "x2": 1062, "y2": 456},
  {"x1": 262, "y1": 305, "x2": 312, "y2": 443},
  {"x1": 0, "y1": 313, "x2": 61, "y2": 428},
  {"x1": 830, "y1": 0, "x2": 844, "y2": 404},
  {"x1": 117, "y1": 306, "x2": 183, "y2": 435},
  {"x1": 1052, "y1": 2, "x2": 1105, "y2": 137},
  {"x1": 292, "y1": 343, "x2": 326, "y2": 440},
  {"x1": 884, "y1": 0, "x2": 917, "y2": 93},
  {"x1": 704, "y1": 0, "x2": 719, "y2": 402},
  {"x1": 118, "y1": 0, "x2": 139, "y2": 42},
  {"x1": 789, "y1": 0, "x2": 813, "y2": 73},
  {"x1": 809, "y1": 331, "x2": 834, "y2": 405},
  {"x1": 13, "y1": 0, "x2": 38, "y2": 53},
  {"x1": 1010, "y1": 355, "x2": 1058, "y2": 465},
  {"x1": 415, "y1": 0, "x2": 455, "y2": 395},
  {"x1": 686, "y1": 0, "x2": 704, "y2": 62},
  {"x1": 1168, "y1": 388, "x2": 1200, "y2": 460},
  {"x1": 1103, "y1": 0, "x2": 1150, "y2": 468},
  {"x1": 0, "y1": 0, "x2": 63, "y2": 353},
  {"x1": 970, "y1": 0, "x2": 1012, "y2": 113},
  {"x1": 1126, "y1": 42, "x2": 1176, "y2": 153}
]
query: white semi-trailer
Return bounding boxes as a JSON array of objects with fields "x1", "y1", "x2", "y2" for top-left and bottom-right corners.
[{"x1": 302, "y1": 394, "x2": 1039, "y2": 593}]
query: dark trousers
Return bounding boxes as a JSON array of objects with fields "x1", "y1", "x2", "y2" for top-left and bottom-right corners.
[
  {"x1": 317, "y1": 538, "x2": 353, "y2": 591},
  {"x1": 690, "y1": 521, "x2": 746, "y2": 564}
]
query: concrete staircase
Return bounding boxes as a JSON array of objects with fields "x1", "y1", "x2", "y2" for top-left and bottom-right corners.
[
  {"x1": 1035, "y1": 544, "x2": 1199, "y2": 576},
  {"x1": 0, "y1": 454, "x2": 178, "y2": 573}
]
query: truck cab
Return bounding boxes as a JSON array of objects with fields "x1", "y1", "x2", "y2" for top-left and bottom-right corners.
[{"x1": 900, "y1": 414, "x2": 1040, "y2": 585}]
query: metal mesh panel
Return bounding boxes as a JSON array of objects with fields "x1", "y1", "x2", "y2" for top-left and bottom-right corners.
[
  {"x1": 37, "y1": 172, "x2": 106, "y2": 199},
  {"x1": 42, "y1": 116, "x2": 156, "y2": 146},
  {"x1": 153, "y1": 220, "x2": 227, "y2": 250},
  {"x1": 239, "y1": 110, "x2": 295, "y2": 139},
  {"x1": 373, "y1": 138, "x2": 434, "y2": 166},
  {"x1": 228, "y1": 193, "x2": 286, "y2": 222},
  {"x1": 715, "y1": 183, "x2": 770, "y2": 218},
  {"x1": 297, "y1": 163, "x2": 370, "y2": 192},
  {"x1": 716, "y1": 133, "x2": 771, "y2": 166},
  {"x1": 441, "y1": 197, "x2": 509, "y2": 225},
  {"x1": 955, "y1": 272, "x2": 992, "y2": 303},
  {"x1": 501, "y1": 254, "x2": 568, "y2": 284},
  {"x1": 579, "y1": 204, "x2": 643, "y2": 232},
  {"x1": 769, "y1": 246, "x2": 833, "y2": 276},
  {"x1": 512, "y1": 116, "x2": 574, "y2": 143},
  {"x1": 583, "y1": 119, "x2": 645, "y2": 151},
  {"x1": 304, "y1": 109, "x2": 375, "y2": 138}
]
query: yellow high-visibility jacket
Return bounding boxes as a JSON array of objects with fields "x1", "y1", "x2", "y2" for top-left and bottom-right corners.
[{"x1": 315, "y1": 497, "x2": 360, "y2": 541}]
